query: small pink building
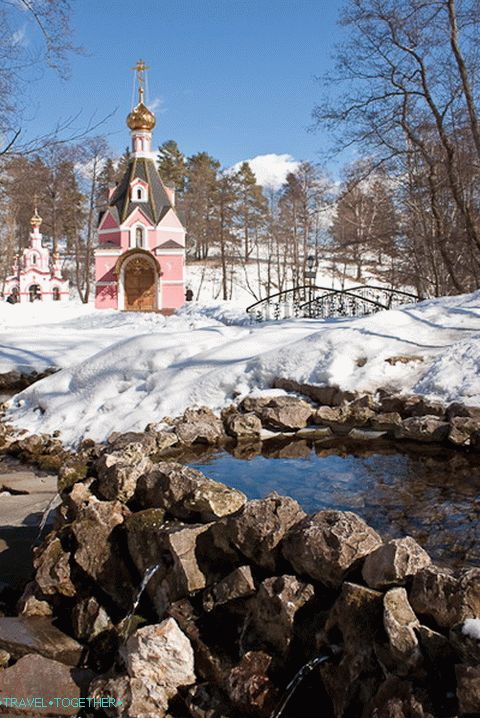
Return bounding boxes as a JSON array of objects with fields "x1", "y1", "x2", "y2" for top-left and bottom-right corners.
[
  {"x1": 4, "y1": 209, "x2": 69, "y2": 303},
  {"x1": 95, "y1": 65, "x2": 185, "y2": 312}
]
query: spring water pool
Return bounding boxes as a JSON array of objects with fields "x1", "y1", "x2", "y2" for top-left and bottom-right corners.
[{"x1": 189, "y1": 441, "x2": 480, "y2": 568}]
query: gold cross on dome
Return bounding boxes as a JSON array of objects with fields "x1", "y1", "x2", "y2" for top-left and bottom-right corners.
[
  {"x1": 33, "y1": 192, "x2": 38, "y2": 213},
  {"x1": 132, "y1": 59, "x2": 150, "y2": 102}
]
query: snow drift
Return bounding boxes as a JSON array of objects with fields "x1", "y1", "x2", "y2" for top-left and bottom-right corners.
[{"x1": 4, "y1": 291, "x2": 480, "y2": 445}]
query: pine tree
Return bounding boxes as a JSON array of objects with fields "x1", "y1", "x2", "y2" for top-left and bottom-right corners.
[
  {"x1": 236, "y1": 162, "x2": 268, "y2": 262},
  {"x1": 184, "y1": 152, "x2": 220, "y2": 260},
  {"x1": 96, "y1": 158, "x2": 116, "y2": 205},
  {"x1": 158, "y1": 140, "x2": 186, "y2": 192}
]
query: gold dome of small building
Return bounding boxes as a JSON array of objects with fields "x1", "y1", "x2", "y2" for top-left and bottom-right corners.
[
  {"x1": 30, "y1": 206, "x2": 42, "y2": 229},
  {"x1": 127, "y1": 100, "x2": 156, "y2": 131}
]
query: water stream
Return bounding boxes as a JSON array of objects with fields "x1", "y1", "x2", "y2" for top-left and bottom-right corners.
[
  {"x1": 190, "y1": 440, "x2": 480, "y2": 567},
  {"x1": 122, "y1": 563, "x2": 163, "y2": 636}
]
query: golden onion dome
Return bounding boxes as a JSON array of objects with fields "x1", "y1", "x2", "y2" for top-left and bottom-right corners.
[
  {"x1": 30, "y1": 207, "x2": 42, "y2": 228},
  {"x1": 127, "y1": 101, "x2": 156, "y2": 131}
]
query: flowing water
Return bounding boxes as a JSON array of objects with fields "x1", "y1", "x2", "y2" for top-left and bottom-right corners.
[
  {"x1": 122, "y1": 563, "x2": 163, "y2": 636},
  {"x1": 190, "y1": 440, "x2": 480, "y2": 568},
  {"x1": 269, "y1": 652, "x2": 336, "y2": 718}
]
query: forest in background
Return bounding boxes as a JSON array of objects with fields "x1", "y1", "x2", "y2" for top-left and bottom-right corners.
[{"x1": 0, "y1": 0, "x2": 479, "y2": 303}]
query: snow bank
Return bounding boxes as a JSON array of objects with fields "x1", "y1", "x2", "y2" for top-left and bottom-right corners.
[
  {"x1": 5, "y1": 291, "x2": 480, "y2": 445},
  {"x1": 462, "y1": 618, "x2": 480, "y2": 641}
]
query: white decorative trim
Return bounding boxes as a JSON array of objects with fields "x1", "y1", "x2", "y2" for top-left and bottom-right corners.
[
  {"x1": 129, "y1": 222, "x2": 149, "y2": 250},
  {"x1": 154, "y1": 249, "x2": 185, "y2": 256},
  {"x1": 98, "y1": 227, "x2": 121, "y2": 235},
  {"x1": 96, "y1": 281, "x2": 116, "y2": 286},
  {"x1": 95, "y1": 250, "x2": 122, "y2": 257},
  {"x1": 156, "y1": 225, "x2": 185, "y2": 233},
  {"x1": 162, "y1": 280, "x2": 184, "y2": 285}
]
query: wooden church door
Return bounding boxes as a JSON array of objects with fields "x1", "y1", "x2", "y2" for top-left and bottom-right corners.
[{"x1": 124, "y1": 257, "x2": 156, "y2": 311}]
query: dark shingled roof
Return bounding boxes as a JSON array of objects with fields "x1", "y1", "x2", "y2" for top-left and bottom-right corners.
[
  {"x1": 109, "y1": 156, "x2": 173, "y2": 225},
  {"x1": 158, "y1": 239, "x2": 184, "y2": 249}
]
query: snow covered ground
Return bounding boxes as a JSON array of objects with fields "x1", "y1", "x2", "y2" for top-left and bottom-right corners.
[{"x1": 2, "y1": 291, "x2": 480, "y2": 445}]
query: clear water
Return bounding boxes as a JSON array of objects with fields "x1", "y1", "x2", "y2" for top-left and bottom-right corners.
[{"x1": 190, "y1": 442, "x2": 480, "y2": 568}]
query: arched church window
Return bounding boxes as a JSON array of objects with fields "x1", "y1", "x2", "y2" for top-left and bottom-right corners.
[
  {"x1": 32, "y1": 254, "x2": 36, "y2": 265},
  {"x1": 137, "y1": 188, "x2": 142, "y2": 200},
  {"x1": 135, "y1": 226, "x2": 144, "y2": 248},
  {"x1": 52, "y1": 287, "x2": 60, "y2": 301},
  {"x1": 29, "y1": 284, "x2": 41, "y2": 302}
]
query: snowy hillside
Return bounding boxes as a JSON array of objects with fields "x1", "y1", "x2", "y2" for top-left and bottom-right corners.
[{"x1": 3, "y1": 290, "x2": 480, "y2": 445}]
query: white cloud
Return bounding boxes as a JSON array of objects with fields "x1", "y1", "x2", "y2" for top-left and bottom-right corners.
[
  {"x1": 12, "y1": 25, "x2": 28, "y2": 47},
  {"x1": 231, "y1": 153, "x2": 300, "y2": 190},
  {"x1": 149, "y1": 96, "x2": 165, "y2": 114}
]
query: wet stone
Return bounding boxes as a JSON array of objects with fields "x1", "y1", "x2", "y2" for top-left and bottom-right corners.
[
  {"x1": 0, "y1": 654, "x2": 93, "y2": 716},
  {"x1": 396, "y1": 416, "x2": 449, "y2": 443},
  {"x1": 409, "y1": 566, "x2": 480, "y2": 629},
  {"x1": 448, "y1": 416, "x2": 480, "y2": 446},
  {"x1": 246, "y1": 575, "x2": 314, "y2": 656},
  {"x1": 282, "y1": 510, "x2": 382, "y2": 588},
  {"x1": 203, "y1": 566, "x2": 256, "y2": 612},
  {"x1": 223, "y1": 408, "x2": 262, "y2": 440},
  {"x1": 96, "y1": 441, "x2": 153, "y2": 503},
  {"x1": 456, "y1": 665, "x2": 480, "y2": 715},
  {"x1": 176, "y1": 406, "x2": 226, "y2": 446},
  {"x1": 260, "y1": 395, "x2": 314, "y2": 431},
  {"x1": 0, "y1": 616, "x2": 82, "y2": 665},
  {"x1": 382, "y1": 588, "x2": 422, "y2": 674},
  {"x1": 135, "y1": 462, "x2": 246, "y2": 522},
  {"x1": 227, "y1": 492, "x2": 306, "y2": 572},
  {"x1": 225, "y1": 651, "x2": 278, "y2": 717},
  {"x1": 33, "y1": 535, "x2": 76, "y2": 598},
  {"x1": 362, "y1": 537, "x2": 432, "y2": 590}
]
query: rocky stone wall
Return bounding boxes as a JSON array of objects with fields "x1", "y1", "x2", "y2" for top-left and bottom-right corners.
[{"x1": 0, "y1": 385, "x2": 480, "y2": 716}]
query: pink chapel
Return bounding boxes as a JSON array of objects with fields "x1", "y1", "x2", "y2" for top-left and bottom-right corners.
[
  {"x1": 4, "y1": 207, "x2": 69, "y2": 303},
  {"x1": 95, "y1": 61, "x2": 186, "y2": 312}
]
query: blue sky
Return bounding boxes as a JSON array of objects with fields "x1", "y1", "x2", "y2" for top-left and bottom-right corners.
[{"x1": 21, "y1": 0, "x2": 344, "y2": 171}]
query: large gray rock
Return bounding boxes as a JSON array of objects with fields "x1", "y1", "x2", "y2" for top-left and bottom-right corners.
[
  {"x1": 91, "y1": 618, "x2": 195, "y2": 718},
  {"x1": 225, "y1": 651, "x2": 278, "y2": 716},
  {"x1": 320, "y1": 582, "x2": 383, "y2": 717},
  {"x1": 382, "y1": 588, "x2": 422, "y2": 674},
  {"x1": 71, "y1": 597, "x2": 112, "y2": 642},
  {"x1": 223, "y1": 409, "x2": 262, "y2": 440},
  {"x1": 362, "y1": 537, "x2": 432, "y2": 590},
  {"x1": 365, "y1": 676, "x2": 434, "y2": 717},
  {"x1": 71, "y1": 495, "x2": 133, "y2": 610},
  {"x1": 272, "y1": 378, "x2": 347, "y2": 406},
  {"x1": 260, "y1": 395, "x2": 314, "y2": 431},
  {"x1": 175, "y1": 406, "x2": 225, "y2": 446},
  {"x1": 96, "y1": 441, "x2": 153, "y2": 503},
  {"x1": 33, "y1": 535, "x2": 76, "y2": 598},
  {"x1": 446, "y1": 402, "x2": 480, "y2": 420},
  {"x1": 396, "y1": 416, "x2": 449, "y2": 442},
  {"x1": 409, "y1": 566, "x2": 480, "y2": 629},
  {"x1": 448, "y1": 416, "x2": 480, "y2": 446},
  {"x1": 456, "y1": 665, "x2": 480, "y2": 715},
  {"x1": 282, "y1": 510, "x2": 382, "y2": 588},
  {"x1": 369, "y1": 412, "x2": 403, "y2": 433},
  {"x1": 135, "y1": 462, "x2": 245, "y2": 522},
  {"x1": 0, "y1": 654, "x2": 93, "y2": 716},
  {"x1": 126, "y1": 516, "x2": 213, "y2": 618},
  {"x1": 0, "y1": 617, "x2": 82, "y2": 665},
  {"x1": 449, "y1": 620, "x2": 480, "y2": 665},
  {"x1": 246, "y1": 575, "x2": 314, "y2": 656},
  {"x1": 228, "y1": 493, "x2": 306, "y2": 571},
  {"x1": 203, "y1": 566, "x2": 256, "y2": 612},
  {"x1": 154, "y1": 524, "x2": 213, "y2": 617}
]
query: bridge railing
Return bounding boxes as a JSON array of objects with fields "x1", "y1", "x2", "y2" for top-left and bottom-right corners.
[{"x1": 246, "y1": 284, "x2": 422, "y2": 322}]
